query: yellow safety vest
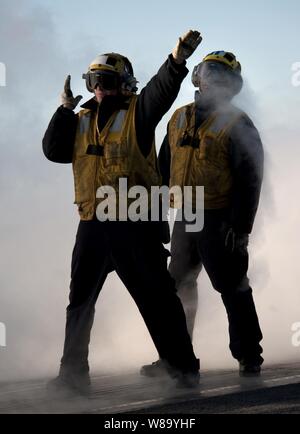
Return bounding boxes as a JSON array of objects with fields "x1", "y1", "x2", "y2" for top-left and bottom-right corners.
[
  {"x1": 169, "y1": 103, "x2": 243, "y2": 209},
  {"x1": 72, "y1": 95, "x2": 161, "y2": 220}
]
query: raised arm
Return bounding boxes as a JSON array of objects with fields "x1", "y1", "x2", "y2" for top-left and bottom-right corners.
[
  {"x1": 135, "y1": 30, "x2": 202, "y2": 157},
  {"x1": 42, "y1": 76, "x2": 82, "y2": 163}
]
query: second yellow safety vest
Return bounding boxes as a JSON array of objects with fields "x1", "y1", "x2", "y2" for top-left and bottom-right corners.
[{"x1": 168, "y1": 103, "x2": 243, "y2": 209}]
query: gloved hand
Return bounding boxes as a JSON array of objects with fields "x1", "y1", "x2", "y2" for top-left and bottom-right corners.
[
  {"x1": 61, "y1": 75, "x2": 82, "y2": 110},
  {"x1": 172, "y1": 30, "x2": 202, "y2": 64},
  {"x1": 225, "y1": 228, "x2": 249, "y2": 254}
]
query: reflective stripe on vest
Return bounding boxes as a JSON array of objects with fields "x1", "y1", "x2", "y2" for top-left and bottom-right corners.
[
  {"x1": 109, "y1": 110, "x2": 127, "y2": 133},
  {"x1": 176, "y1": 108, "x2": 187, "y2": 129},
  {"x1": 79, "y1": 113, "x2": 91, "y2": 134}
]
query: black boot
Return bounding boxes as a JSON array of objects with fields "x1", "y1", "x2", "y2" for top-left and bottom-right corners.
[
  {"x1": 174, "y1": 370, "x2": 200, "y2": 388},
  {"x1": 140, "y1": 359, "x2": 200, "y2": 388},
  {"x1": 47, "y1": 368, "x2": 91, "y2": 396},
  {"x1": 140, "y1": 359, "x2": 171, "y2": 377},
  {"x1": 239, "y1": 359, "x2": 262, "y2": 377}
]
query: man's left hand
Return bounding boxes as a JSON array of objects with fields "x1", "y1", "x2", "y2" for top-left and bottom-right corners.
[{"x1": 225, "y1": 228, "x2": 249, "y2": 254}]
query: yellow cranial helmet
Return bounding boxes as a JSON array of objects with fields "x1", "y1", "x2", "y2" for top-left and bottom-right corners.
[
  {"x1": 88, "y1": 53, "x2": 131, "y2": 74},
  {"x1": 83, "y1": 52, "x2": 138, "y2": 93},
  {"x1": 191, "y1": 50, "x2": 243, "y2": 96},
  {"x1": 202, "y1": 51, "x2": 241, "y2": 73}
]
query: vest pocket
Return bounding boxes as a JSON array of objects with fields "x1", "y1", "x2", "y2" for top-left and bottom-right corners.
[
  {"x1": 103, "y1": 141, "x2": 129, "y2": 173},
  {"x1": 197, "y1": 133, "x2": 220, "y2": 162}
]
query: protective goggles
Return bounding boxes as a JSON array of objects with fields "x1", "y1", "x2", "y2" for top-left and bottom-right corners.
[
  {"x1": 192, "y1": 61, "x2": 230, "y2": 88},
  {"x1": 202, "y1": 61, "x2": 229, "y2": 74},
  {"x1": 84, "y1": 71, "x2": 120, "y2": 91}
]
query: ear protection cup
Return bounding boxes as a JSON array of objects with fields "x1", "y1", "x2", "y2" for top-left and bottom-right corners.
[{"x1": 191, "y1": 63, "x2": 203, "y2": 87}]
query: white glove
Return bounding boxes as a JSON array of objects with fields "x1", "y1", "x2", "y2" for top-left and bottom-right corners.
[
  {"x1": 61, "y1": 75, "x2": 82, "y2": 110},
  {"x1": 172, "y1": 30, "x2": 202, "y2": 64}
]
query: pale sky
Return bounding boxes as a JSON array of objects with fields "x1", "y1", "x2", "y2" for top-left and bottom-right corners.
[
  {"x1": 28, "y1": 0, "x2": 300, "y2": 134},
  {"x1": 31, "y1": 0, "x2": 299, "y2": 88}
]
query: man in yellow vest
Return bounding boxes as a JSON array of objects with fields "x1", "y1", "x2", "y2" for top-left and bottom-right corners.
[
  {"x1": 141, "y1": 51, "x2": 264, "y2": 377},
  {"x1": 43, "y1": 31, "x2": 202, "y2": 394}
]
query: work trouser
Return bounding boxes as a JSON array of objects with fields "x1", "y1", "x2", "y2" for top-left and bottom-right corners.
[
  {"x1": 169, "y1": 211, "x2": 263, "y2": 365},
  {"x1": 60, "y1": 220, "x2": 199, "y2": 375}
]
